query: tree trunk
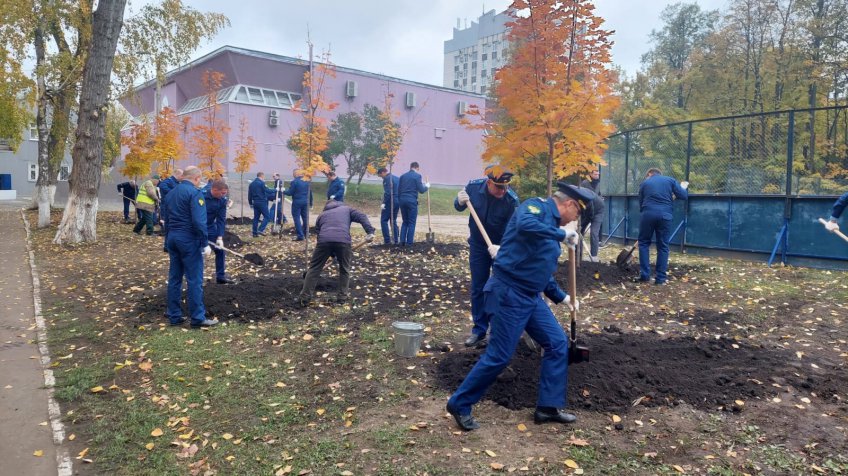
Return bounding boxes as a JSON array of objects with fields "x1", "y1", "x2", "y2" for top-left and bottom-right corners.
[
  {"x1": 54, "y1": 0, "x2": 127, "y2": 244},
  {"x1": 33, "y1": 19, "x2": 52, "y2": 227}
]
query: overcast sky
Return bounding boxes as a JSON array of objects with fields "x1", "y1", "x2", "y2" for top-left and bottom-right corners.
[{"x1": 127, "y1": 0, "x2": 727, "y2": 85}]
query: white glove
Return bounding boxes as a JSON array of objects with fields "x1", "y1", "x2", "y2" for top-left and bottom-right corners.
[
  {"x1": 365, "y1": 234, "x2": 375, "y2": 242},
  {"x1": 215, "y1": 237, "x2": 223, "y2": 249},
  {"x1": 226, "y1": 200, "x2": 234, "y2": 209},
  {"x1": 487, "y1": 244, "x2": 500, "y2": 258},
  {"x1": 564, "y1": 295, "x2": 580, "y2": 312},
  {"x1": 202, "y1": 245, "x2": 212, "y2": 256},
  {"x1": 825, "y1": 220, "x2": 840, "y2": 232},
  {"x1": 457, "y1": 190, "x2": 470, "y2": 206},
  {"x1": 563, "y1": 229, "x2": 579, "y2": 248},
  {"x1": 680, "y1": 181, "x2": 689, "y2": 190},
  {"x1": 330, "y1": 195, "x2": 335, "y2": 200},
  {"x1": 381, "y1": 203, "x2": 386, "y2": 210},
  {"x1": 424, "y1": 182, "x2": 431, "y2": 189}
]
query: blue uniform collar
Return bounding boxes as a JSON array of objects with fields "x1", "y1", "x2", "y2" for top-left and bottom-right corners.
[{"x1": 544, "y1": 197, "x2": 562, "y2": 224}]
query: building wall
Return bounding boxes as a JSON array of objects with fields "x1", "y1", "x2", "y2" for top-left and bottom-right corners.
[
  {"x1": 443, "y1": 9, "x2": 511, "y2": 94},
  {"x1": 0, "y1": 127, "x2": 73, "y2": 198}
]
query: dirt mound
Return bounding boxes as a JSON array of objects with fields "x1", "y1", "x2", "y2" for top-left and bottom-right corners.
[
  {"x1": 370, "y1": 242, "x2": 467, "y2": 257},
  {"x1": 225, "y1": 217, "x2": 252, "y2": 226},
  {"x1": 223, "y1": 230, "x2": 244, "y2": 249},
  {"x1": 434, "y1": 332, "x2": 848, "y2": 413}
]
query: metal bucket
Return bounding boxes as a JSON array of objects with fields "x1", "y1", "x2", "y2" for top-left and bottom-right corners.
[{"x1": 391, "y1": 321, "x2": 424, "y2": 357}]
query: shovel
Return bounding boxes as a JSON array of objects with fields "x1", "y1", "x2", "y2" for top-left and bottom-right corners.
[
  {"x1": 819, "y1": 217, "x2": 848, "y2": 243},
  {"x1": 567, "y1": 246, "x2": 590, "y2": 364},
  {"x1": 209, "y1": 241, "x2": 265, "y2": 266},
  {"x1": 615, "y1": 244, "x2": 636, "y2": 270},
  {"x1": 425, "y1": 176, "x2": 435, "y2": 243}
]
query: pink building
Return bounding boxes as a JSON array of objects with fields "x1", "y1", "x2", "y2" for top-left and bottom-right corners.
[{"x1": 120, "y1": 46, "x2": 488, "y2": 185}]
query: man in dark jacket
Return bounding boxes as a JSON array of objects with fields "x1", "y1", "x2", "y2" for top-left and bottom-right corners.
[
  {"x1": 205, "y1": 180, "x2": 234, "y2": 284},
  {"x1": 453, "y1": 165, "x2": 519, "y2": 347},
  {"x1": 295, "y1": 200, "x2": 375, "y2": 307},
  {"x1": 638, "y1": 168, "x2": 689, "y2": 285},
  {"x1": 248, "y1": 171, "x2": 274, "y2": 237},
  {"x1": 285, "y1": 169, "x2": 313, "y2": 241},
  {"x1": 579, "y1": 169, "x2": 605, "y2": 262},
  {"x1": 824, "y1": 191, "x2": 848, "y2": 233},
  {"x1": 269, "y1": 173, "x2": 288, "y2": 228},
  {"x1": 326, "y1": 171, "x2": 346, "y2": 202},
  {"x1": 116, "y1": 180, "x2": 138, "y2": 223},
  {"x1": 398, "y1": 162, "x2": 430, "y2": 246},
  {"x1": 377, "y1": 167, "x2": 400, "y2": 244}
]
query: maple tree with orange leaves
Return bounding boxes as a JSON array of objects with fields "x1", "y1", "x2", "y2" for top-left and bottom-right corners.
[
  {"x1": 286, "y1": 49, "x2": 336, "y2": 180},
  {"x1": 152, "y1": 106, "x2": 186, "y2": 177},
  {"x1": 120, "y1": 121, "x2": 155, "y2": 180},
  {"x1": 464, "y1": 0, "x2": 619, "y2": 195},
  {"x1": 233, "y1": 115, "x2": 257, "y2": 218},
  {"x1": 190, "y1": 69, "x2": 230, "y2": 179}
]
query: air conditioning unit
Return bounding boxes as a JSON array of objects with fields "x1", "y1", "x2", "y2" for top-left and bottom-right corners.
[
  {"x1": 457, "y1": 101, "x2": 467, "y2": 116},
  {"x1": 405, "y1": 92, "x2": 416, "y2": 108},
  {"x1": 269, "y1": 116, "x2": 280, "y2": 127},
  {"x1": 345, "y1": 80, "x2": 358, "y2": 98},
  {"x1": 269, "y1": 109, "x2": 279, "y2": 118}
]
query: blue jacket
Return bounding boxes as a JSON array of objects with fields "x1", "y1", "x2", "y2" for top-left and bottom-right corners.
[
  {"x1": 162, "y1": 181, "x2": 207, "y2": 242},
  {"x1": 248, "y1": 177, "x2": 272, "y2": 206},
  {"x1": 454, "y1": 178, "x2": 519, "y2": 246},
  {"x1": 285, "y1": 177, "x2": 313, "y2": 206},
  {"x1": 830, "y1": 192, "x2": 848, "y2": 220},
  {"x1": 116, "y1": 182, "x2": 138, "y2": 200},
  {"x1": 398, "y1": 169, "x2": 427, "y2": 203},
  {"x1": 204, "y1": 188, "x2": 227, "y2": 239},
  {"x1": 382, "y1": 174, "x2": 400, "y2": 205},
  {"x1": 492, "y1": 197, "x2": 567, "y2": 301},
  {"x1": 159, "y1": 176, "x2": 179, "y2": 198},
  {"x1": 315, "y1": 200, "x2": 376, "y2": 244},
  {"x1": 639, "y1": 174, "x2": 688, "y2": 215},
  {"x1": 327, "y1": 177, "x2": 346, "y2": 202}
]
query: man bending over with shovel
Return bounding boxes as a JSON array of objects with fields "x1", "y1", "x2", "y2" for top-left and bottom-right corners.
[
  {"x1": 454, "y1": 164, "x2": 519, "y2": 348},
  {"x1": 206, "y1": 180, "x2": 235, "y2": 284},
  {"x1": 294, "y1": 200, "x2": 376, "y2": 308},
  {"x1": 446, "y1": 182, "x2": 592, "y2": 431},
  {"x1": 824, "y1": 191, "x2": 848, "y2": 233}
]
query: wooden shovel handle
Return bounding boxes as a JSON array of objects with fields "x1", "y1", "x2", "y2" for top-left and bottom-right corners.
[
  {"x1": 819, "y1": 218, "x2": 848, "y2": 243},
  {"x1": 209, "y1": 241, "x2": 245, "y2": 258},
  {"x1": 567, "y1": 246, "x2": 578, "y2": 322},
  {"x1": 465, "y1": 198, "x2": 493, "y2": 248}
]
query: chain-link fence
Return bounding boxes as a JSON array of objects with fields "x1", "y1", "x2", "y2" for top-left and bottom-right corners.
[{"x1": 602, "y1": 106, "x2": 848, "y2": 197}]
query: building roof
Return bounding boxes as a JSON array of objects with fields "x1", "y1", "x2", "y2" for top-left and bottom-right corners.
[{"x1": 444, "y1": 9, "x2": 511, "y2": 54}]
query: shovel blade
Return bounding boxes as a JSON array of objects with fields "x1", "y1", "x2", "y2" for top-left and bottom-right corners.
[
  {"x1": 426, "y1": 232, "x2": 435, "y2": 243},
  {"x1": 615, "y1": 246, "x2": 635, "y2": 269},
  {"x1": 569, "y1": 343, "x2": 590, "y2": 364},
  {"x1": 244, "y1": 253, "x2": 265, "y2": 266}
]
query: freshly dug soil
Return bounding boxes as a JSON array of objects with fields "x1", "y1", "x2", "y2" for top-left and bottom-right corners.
[{"x1": 433, "y1": 331, "x2": 848, "y2": 414}]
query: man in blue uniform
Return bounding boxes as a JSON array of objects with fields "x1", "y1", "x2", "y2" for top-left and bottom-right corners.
[
  {"x1": 377, "y1": 167, "x2": 400, "y2": 244},
  {"x1": 446, "y1": 183, "x2": 591, "y2": 431},
  {"x1": 248, "y1": 171, "x2": 274, "y2": 237},
  {"x1": 205, "y1": 180, "x2": 234, "y2": 284},
  {"x1": 454, "y1": 165, "x2": 519, "y2": 347},
  {"x1": 637, "y1": 168, "x2": 689, "y2": 285},
  {"x1": 162, "y1": 166, "x2": 218, "y2": 328},
  {"x1": 116, "y1": 180, "x2": 138, "y2": 223},
  {"x1": 269, "y1": 173, "x2": 288, "y2": 228},
  {"x1": 158, "y1": 169, "x2": 183, "y2": 250},
  {"x1": 326, "y1": 171, "x2": 346, "y2": 202},
  {"x1": 285, "y1": 169, "x2": 313, "y2": 241},
  {"x1": 579, "y1": 169, "x2": 604, "y2": 262},
  {"x1": 824, "y1": 192, "x2": 848, "y2": 233},
  {"x1": 398, "y1": 162, "x2": 430, "y2": 246}
]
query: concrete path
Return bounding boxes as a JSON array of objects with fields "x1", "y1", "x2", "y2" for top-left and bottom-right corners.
[{"x1": 0, "y1": 205, "x2": 62, "y2": 476}]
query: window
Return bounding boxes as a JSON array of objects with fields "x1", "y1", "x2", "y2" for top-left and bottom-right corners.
[
  {"x1": 276, "y1": 92, "x2": 292, "y2": 108},
  {"x1": 454, "y1": 65, "x2": 459, "y2": 72},
  {"x1": 235, "y1": 86, "x2": 249, "y2": 102},
  {"x1": 58, "y1": 164, "x2": 70, "y2": 181},
  {"x1": 454, "y1": 80, "x2": 459, "y2": 87},
  {"x1": 492, "y1": 51, "x2": 497, "y2": 60},
  {"x1": 471, "y1": 76, "x2": 477, "y2": 84},
  {"x1": 28, "y1": 163, "x2": 37, "y2": 182},
  {"x1": 480, "y1": 86, "x2": 487, "y2": 95},
  {"x1": 247, "y1": 87, "x2": 264, "y2": 103},
  {"x1": 29, "y1": 124, "x2": 38, "y2": 140},
  {"x1": 263, "y1": 90, "x2": 279, "y2": 107},
  {"x1": 472, "y1": 61, "x2": 477, "y2": 70},
  {"x1": 481, "y1": 69, "x2": 487, "y2": 78},
  {"x1": 463, "y1": 78, "x2": 467, "y2": 86},
  {"x1": 463, "y1": 63, "x2": 467, "y2": 70},
  {"x1": 482, "y1": 53, "x2": 488, "y2": 61}
]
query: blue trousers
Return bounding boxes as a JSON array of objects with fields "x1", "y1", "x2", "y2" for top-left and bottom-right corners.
[
  {"x1": 292, "y1": 201, "x2": 309, "y2": 239},
  {"x1": 638, "y1": 210, "x2": 671, "y2": 283},
  {"x1": 252, "y1": 203, "x2": 270, "y2": 235},
  {"x1": 166, "y1": 234, "x2": 206, "y2": 325},
  {"x1": 122, "y1": 198, "x2": 132, "y2": 220},
  {"x1": 447, "y1": 275, "x2": 569, "y2": 415},
  {"x1": 380, "y1": 203, "x2": 400, "y2": 244},
  {"x1": 468, "y1": 240, "x2": 493, "y2": 337},
  {"x1": 269, "y1": 202, "x2": 287, "y2": 225},
  {"x1": 399, "y1": 199, "x2": 418, "y2": 245},
  {"x1": 213, "y1": 247, "x2": 225, "y2": 279}
]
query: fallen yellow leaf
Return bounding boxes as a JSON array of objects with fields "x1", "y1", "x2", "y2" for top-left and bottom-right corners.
[
  {"x1": 564, "y1": 459, "x2": 580, "y2": 469},
  {"x1": 316, "y1": 408, "x2": 326, "y2": 416},
  {"x1": 517, "y1": 423, "x2": 527, "y2": 432},
  {"x1": 145, "y1": 443, "x2": 154, "y2": 451},
  {"x1": 33, "y1": 450, "x2": 44, "y2": 457},
  {"x1": 485, "y1": 449, "x2": 497, "y2": 457},
  {"x1": 150, "y1": 428, "x2": 164, "y2": 437},
  {"x1": 222, "y1": 433, "x2": 233, "y2": 440},
  {"x1": 90, "y1": 386, "x2": 104, "y2": 393},
  {"x1": 673, "y1": 465, "x2": 685, "y2": 473},
  {"x1": 612, "y1": 415, "x2": 622, "y2": 423},
  {"x1": 490, "y1": 462, "x2": 505, "y2": 471}
]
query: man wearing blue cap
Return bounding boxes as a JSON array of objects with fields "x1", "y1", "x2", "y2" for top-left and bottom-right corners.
[
  {"x1": 398, "y1": 162, "x2": 430, "y2": 246},
  {"x1": 446, "y1": 182, "x2": 593, "y2": 431},
  {"x1": 454, "y1": 165, "x2": 519, "y2": 347},
  {"x1": 637, "y1": 168, "x2": 688, "y2": 285}
]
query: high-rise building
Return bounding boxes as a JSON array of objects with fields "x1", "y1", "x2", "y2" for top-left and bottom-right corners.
[{"x1": 443, "y1": 9, "x2": 511, "y2": 95}]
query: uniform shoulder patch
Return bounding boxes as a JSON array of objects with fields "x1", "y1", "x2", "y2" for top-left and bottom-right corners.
[
  {"x1": 198, "y1": 198, "x2": 205, "y2": 206},
  {"x1": 527, "y1": 204, "x2": 541, "y2": 214},
  {"x1": 468, "y1": 178, "x2": 486, "y2": 186}
]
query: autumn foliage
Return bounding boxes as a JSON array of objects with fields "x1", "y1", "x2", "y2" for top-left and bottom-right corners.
[
  {"x1": 190, "y1": 69, "x2": 230, "y2": 179},
  {"x1": 466, "y1": 0, "x2": 619, "y2": 195},
  {"x1": 287, "y1": 54, "x2": 336, "y2": 180}
]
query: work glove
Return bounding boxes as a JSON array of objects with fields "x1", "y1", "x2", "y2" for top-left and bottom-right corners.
[
  {"x1": 381, "y1": 203, "x2": 386, "y2": 210},
  {"x1": 457, "y1": 190, "x2": 470, "y2": 206},
  {"x1": 227, "y1": 200, "x2": 234, "y2": 209},
  {"x1": 202, "y1": 245, "x2": 212, "y2": 256},
  {"x1": 487, "y1": 244, "x2": 500, "y2": 258},
  {"x1": 365, "y1": 234, "x2": 375, "y2": 243},
  {"x1": 215, "y1": 237, "x2": 224, "y2": 249},
  {"x1": 562, "y1": 229, "x2": 580, "y2": 248},
  {"x1": 825, "y1": 220, "x2": 840, "y2": 232},
  {"x1": 330, "y1": 195, "x2": 335, "y2": 200},
  {"x1": 424, "y1": 182, "x2": 431, "y2": 189},
  {"x1": 680, "y1": 181, "x2": 690, "y2": 190},
  {"x1": 563, "y1": 295, "x2": 580, "y2": 312}
]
